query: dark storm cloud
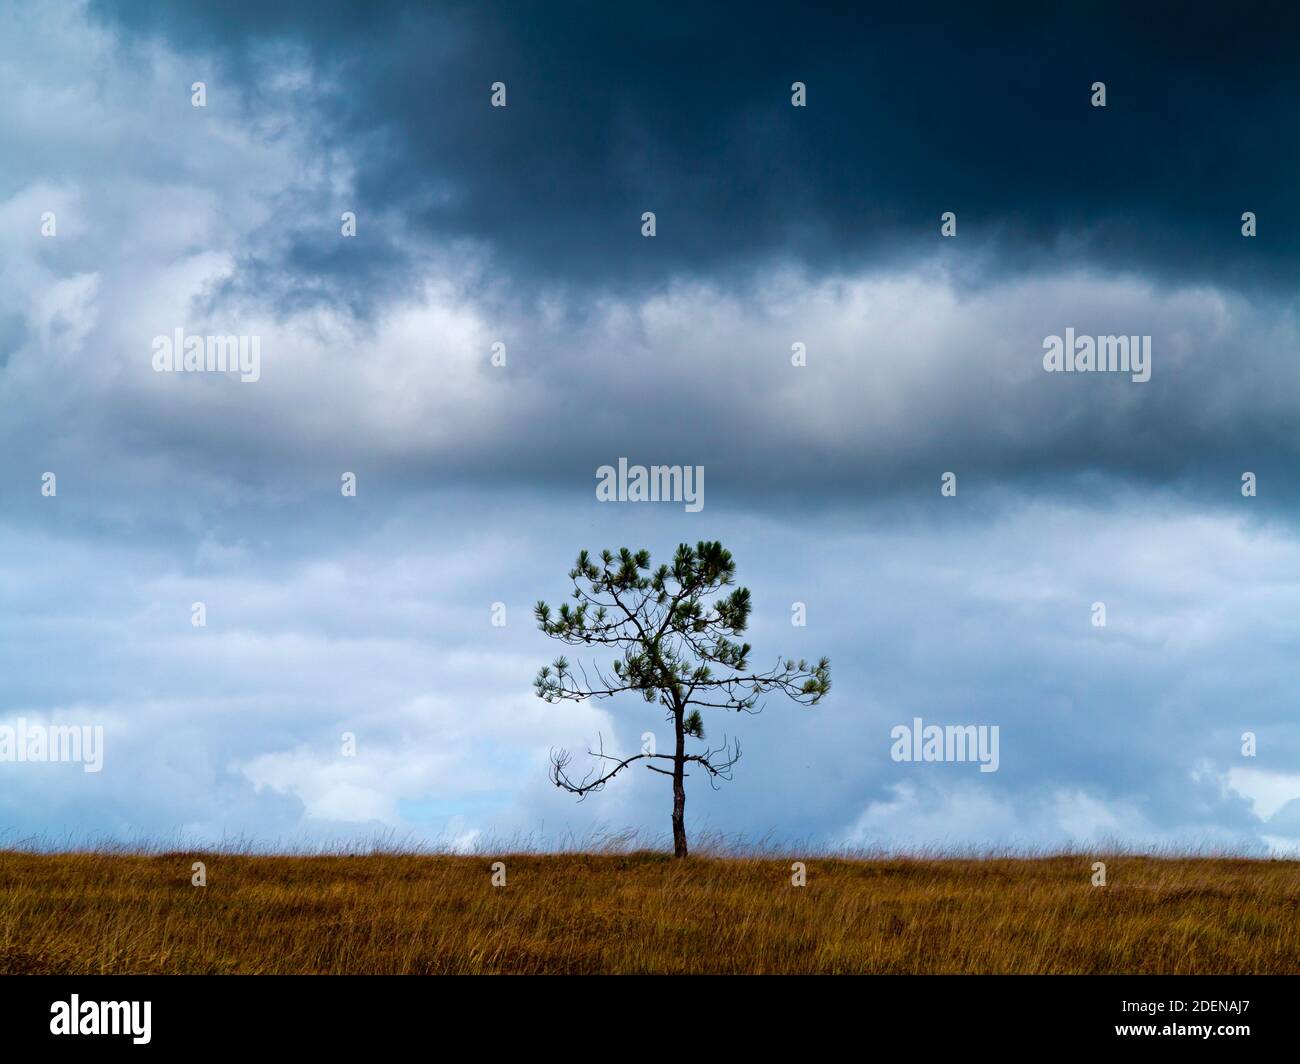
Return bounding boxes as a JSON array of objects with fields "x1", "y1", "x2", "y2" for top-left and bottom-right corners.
[{"x1": 92, "y1": 1, "x2": 1300, "y2": 300}]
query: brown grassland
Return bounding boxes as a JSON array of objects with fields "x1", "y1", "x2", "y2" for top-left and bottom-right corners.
[{"x1": 2, "y1": 849, "x2": 1298, "y2": 974}]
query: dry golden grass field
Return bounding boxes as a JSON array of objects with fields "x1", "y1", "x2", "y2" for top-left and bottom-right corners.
[{"x1": 2, "y1": 849, "x2": 1298, "y2": 974}]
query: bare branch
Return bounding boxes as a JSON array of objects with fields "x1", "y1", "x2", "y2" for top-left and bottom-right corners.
[{"x1": 549, "y1": 734, "x2": 675, "y2": 797}]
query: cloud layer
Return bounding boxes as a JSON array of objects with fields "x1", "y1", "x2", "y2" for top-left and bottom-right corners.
[{"x1": 2, "y1": 2, "x2": 1299, "y2": 854}]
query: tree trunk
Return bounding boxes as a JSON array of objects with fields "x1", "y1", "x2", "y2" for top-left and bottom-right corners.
[{"x1": 671, "y1": 711, "x2": 688, "y2": 858}]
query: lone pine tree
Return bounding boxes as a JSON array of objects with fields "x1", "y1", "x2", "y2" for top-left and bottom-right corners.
[{"x1": 534, "y1": 542, "x2": 831, "y2": 858}]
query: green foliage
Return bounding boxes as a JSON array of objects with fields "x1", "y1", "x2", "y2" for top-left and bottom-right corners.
[{"x1": 534, "y1": 541, "x2": 831, "y2": 718}]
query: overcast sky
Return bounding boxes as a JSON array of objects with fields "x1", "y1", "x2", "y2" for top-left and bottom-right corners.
[{"x1": 3, "y1": 1, "x2": 1300, "y2": 854}]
